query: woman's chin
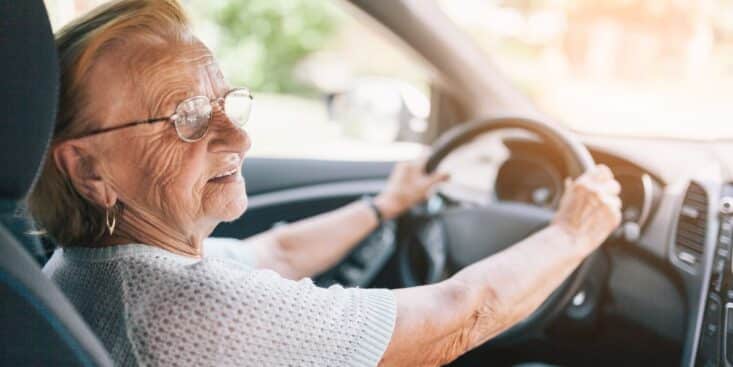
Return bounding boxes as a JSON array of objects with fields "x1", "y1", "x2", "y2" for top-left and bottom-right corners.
[
  {"x1": 205, "y1": 180, "x2": 248, "y2": 222},
  {"x1": 221, "y1": 196, "x2": 248, "y2": 222}
]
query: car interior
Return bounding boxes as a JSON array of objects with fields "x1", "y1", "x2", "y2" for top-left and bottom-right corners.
[{"x1": 2, "y1": 0, "x2": 733, "y2": 366}]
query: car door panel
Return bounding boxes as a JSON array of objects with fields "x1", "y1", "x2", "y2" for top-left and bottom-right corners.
[
  {"x1": 243, "y1": 157, "x2": 394, "y2": 195},
  {"x1": 213, "y1": 158, "x2": 393, "y2": 239}
]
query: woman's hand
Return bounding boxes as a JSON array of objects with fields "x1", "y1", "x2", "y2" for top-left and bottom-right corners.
[
  {"x1": 374, "y1": 158, "x2": 450, "y2": 220},
  {"x1": 249, "y1": 157, "x2": 447, "y2": 280},
  {"x1": 382, "y1": 164, "x2": 623, "y2": 366},
  {"x1": 552, "y1": 164, "x2": 623, "y2": 255}
]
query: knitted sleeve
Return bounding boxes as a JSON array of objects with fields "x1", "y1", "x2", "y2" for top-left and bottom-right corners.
[{"x1": 120, "y1": 255, "x2": 396, "y2": 367}]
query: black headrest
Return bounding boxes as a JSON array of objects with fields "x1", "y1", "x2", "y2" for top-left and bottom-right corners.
[{"x1": 0, "y1": 0, "x2": 58, "y2": 200}]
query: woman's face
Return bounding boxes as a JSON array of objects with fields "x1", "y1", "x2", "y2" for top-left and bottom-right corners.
[{"x1": 82, "y1": 40, "x2": 251, "y2": 241}]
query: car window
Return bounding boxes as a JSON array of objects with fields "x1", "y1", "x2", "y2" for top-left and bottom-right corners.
[
  {"x1": 45, "y1": 0, "x2": 430, "y2": 160},
  {"x1": 438, "y1": 0, "x2": 733, "y2": 140}
]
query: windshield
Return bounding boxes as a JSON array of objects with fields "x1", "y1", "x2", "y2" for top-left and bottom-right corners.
[{"x1": 438, "y1": 0, "x2": 733, "y2": 140}]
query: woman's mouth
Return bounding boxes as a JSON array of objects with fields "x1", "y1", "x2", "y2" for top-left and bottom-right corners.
[{"x1": 208, "y1": 167, "x2": 242, "y2": 184}]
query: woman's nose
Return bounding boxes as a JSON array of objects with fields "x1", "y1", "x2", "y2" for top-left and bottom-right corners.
[{"x1": 207, "y1": 115, "x2": 252, "y2": 154}]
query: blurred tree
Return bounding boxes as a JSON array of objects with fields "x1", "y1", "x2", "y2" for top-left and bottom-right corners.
[{"x1": 204, "y1": 0, "x2": 342, "y2": 95}]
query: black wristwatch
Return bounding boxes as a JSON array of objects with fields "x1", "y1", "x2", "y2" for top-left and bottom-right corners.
[{"x1": 362, "y1": 196, "x2": 384, "y2": 224}]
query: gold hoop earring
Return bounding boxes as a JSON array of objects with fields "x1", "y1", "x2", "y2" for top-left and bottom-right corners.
[{"x1": 105, "y1": 206, "x2": 116, "y2": 235}]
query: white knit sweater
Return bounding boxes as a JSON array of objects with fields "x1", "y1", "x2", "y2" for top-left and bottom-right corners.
[{"x1": 43, "y1": 239, "x2": 396, "y2": 367}]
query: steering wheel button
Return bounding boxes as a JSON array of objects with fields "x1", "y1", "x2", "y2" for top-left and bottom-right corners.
[{"x1": 570, "y1": 291, "x2": 588, "y2": 309}]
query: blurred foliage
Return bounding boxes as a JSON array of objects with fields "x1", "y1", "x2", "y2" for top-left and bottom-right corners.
[{"x1": 207, "y1": 0, "x2": 342, "y2": 95}]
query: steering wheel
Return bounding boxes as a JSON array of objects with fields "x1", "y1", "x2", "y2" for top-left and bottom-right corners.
[{"x1": 398, "y1": 116, "x2": 598, "y2": 345}]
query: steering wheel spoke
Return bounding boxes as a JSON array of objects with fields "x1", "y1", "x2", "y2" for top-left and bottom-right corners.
[{"x1": 417, "y1": 217, "x2": 447, "y2": 283}]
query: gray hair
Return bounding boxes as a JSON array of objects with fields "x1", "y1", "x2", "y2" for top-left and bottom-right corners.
[{"x1": 28, "y1": 0, "x2": 193, "y2": 246}]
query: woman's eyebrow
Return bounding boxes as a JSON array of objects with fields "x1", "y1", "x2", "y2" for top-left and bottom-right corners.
[
  {"x1": 149, "y1": 87, "x2": 191, "y2": 117},
  {"x1": 144, "y1": 63, "x2": 228, "y2": 117}
]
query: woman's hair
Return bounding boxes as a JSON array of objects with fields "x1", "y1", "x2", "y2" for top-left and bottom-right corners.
[{"x1": 27, "y1": 0, "x2": 193, "y2": 246}]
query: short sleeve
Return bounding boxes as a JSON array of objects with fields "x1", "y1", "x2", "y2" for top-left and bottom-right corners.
[
  {"x1": 202, "y1": 237, "x2": 257, "y2": 268},
  {"x1": 121, "y1": 256, "x2": 396, "y2": 367}
]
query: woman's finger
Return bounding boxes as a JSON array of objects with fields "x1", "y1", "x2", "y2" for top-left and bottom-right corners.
[
  {"x1": 587, "y1": 165, "x2": 612, "y2": 183},
  {"x1": 603, "y1": 194, "x2": 622, "y2": 211},
  {"x1": 580, "y1": 165, "x2": 609, "y2": 185},
  {"x1": 601, "y1": 179, "x2": 621, "y2": 195},
  {"x1": 597, "y1": 164, "x2": 613, "y2": 179},
  {"x1": 429, "y1": 172, "x2": 450, "y2": 185},
  {"x1": 606, "y1": 197, "x2": 623, "y2": 224},
  {"x1": 413, "y1": 155, "x2": 429, "y2": 169}
]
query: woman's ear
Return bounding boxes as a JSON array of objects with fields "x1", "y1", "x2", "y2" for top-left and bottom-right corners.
[{"x1": 53, "y1": 141, "x2": 118, "y2": 207}]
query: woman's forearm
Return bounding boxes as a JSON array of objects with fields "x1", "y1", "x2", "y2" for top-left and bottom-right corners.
[
  {"x1": 381, "y1": 165, "x2": 622, "y2": 366},
  {"x1": 381, "y1": 224, "x2": 586, "y2": 366},
  {"x1": 249, "y1": 200, "x2": 380, "y2": 280},
  {"x1": 246, "y1": 158, "x2": 447, "y2": 280}
]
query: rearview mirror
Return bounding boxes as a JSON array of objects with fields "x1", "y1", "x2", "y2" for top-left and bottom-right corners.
[{"x1": 326, "y1": 78, "x2": 430, "y2": 143}]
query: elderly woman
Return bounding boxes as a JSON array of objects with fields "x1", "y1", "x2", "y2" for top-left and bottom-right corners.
[{"x1": 29, "y1": 1, "x2": 621, "y2": 366}]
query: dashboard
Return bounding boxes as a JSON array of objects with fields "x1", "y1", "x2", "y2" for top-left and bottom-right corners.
[
  {"x1": 691, "y1": 183, "x2": 733, "y2": 367},
  {"x1": 495, "y1": 139, "x2": 663, "y2": 241},
  {"x1": 305, "y1": 133, "x2": 733, "y2": 367},
  {"x1": 449, "y1": 136, "x2": 733, "y2": 366}
]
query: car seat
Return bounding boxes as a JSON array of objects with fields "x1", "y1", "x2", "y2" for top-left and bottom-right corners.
[{"x1": 0, "y1": 1, "x2": 113, "y2": 365}]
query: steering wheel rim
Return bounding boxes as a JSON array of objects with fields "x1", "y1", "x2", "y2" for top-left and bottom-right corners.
[
  {"x1": 425, "y1": 116, "x2": 594, "y2": 175},
  {"x1": 400, "y1": 115, "x2": 597, "y2": 345}
]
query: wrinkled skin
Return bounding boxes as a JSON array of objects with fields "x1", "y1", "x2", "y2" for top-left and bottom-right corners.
[
  {"x1": 54, "y1": 37, "x2": 446, "y2": 257},
  {"x1": 55, "y1": 40, "x2": 250, "y2": 256}
]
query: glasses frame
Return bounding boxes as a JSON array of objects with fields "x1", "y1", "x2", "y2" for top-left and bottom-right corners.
[{"x1": 70, "y1": 87, "x2": 253, "y2": 142}]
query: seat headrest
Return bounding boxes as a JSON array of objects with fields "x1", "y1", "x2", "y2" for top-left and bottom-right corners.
[{"x1": 0, "y1": 1, "x2": 59, "y2": 201}]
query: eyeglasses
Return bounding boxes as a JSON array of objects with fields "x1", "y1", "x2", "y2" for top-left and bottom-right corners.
[{"x1": 72, "y1": 87, "x2": 253, "y2": 142}]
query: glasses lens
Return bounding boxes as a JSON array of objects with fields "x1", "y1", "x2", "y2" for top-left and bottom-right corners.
[
  {"x1": 174, "y1": 96, "x2": 211, "y2": 141},
  {"x1": 224, "y1": 89, "x2": 252, "y2": 129}
]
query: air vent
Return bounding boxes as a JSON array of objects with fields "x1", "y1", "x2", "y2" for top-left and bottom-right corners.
[{"x1": 675, "y1": 182, "x2": 708, "y2": 265}]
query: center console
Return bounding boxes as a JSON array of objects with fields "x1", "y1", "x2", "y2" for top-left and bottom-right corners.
[{"x1": 696, "y1": 185, "x2": 733, "y2": 366}]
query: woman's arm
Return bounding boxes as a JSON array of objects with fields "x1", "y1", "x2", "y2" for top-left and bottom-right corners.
[
  {"x1": 243, "y1": 159, "x2": 449, "y2": 280},
  {"x1": 243, "y1": 200, "x2": 385, "y2": 280},
  {"x1": 381, "y1": 165, "x2": 622, "y2": 366}
]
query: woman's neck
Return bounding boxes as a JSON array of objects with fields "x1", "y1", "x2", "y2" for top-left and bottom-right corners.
[
  {"x1": 100, "y1": 232, "x2": 202, "y2": 257},
  {"x1": 99, "y1": 205, "x2": 211, "y2": 258}
]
